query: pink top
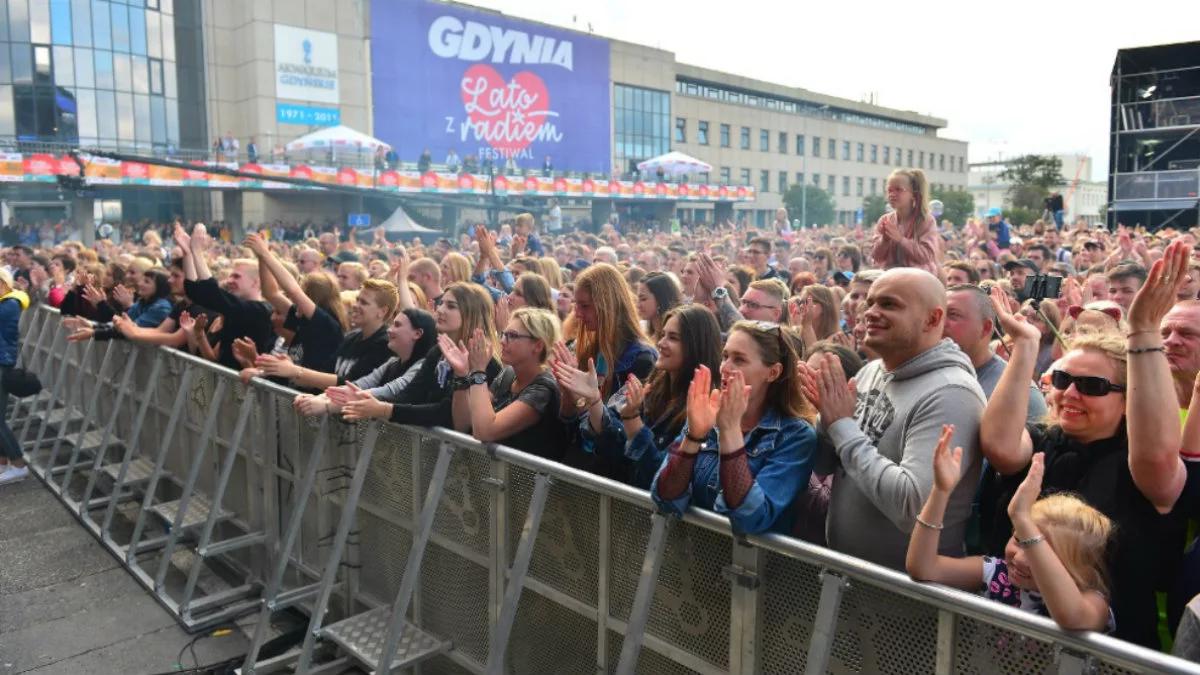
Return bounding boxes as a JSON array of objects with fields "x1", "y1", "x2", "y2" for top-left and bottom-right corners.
[{"x1": 870, "y1": 211, "x2": 942, "y2": 277}]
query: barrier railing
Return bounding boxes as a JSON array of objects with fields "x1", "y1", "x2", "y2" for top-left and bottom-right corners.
[{"x1": 15, "y1": 305, "x2": 1200, "y2": 674}]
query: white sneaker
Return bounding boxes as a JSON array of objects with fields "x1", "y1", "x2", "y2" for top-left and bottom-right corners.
[{"x1": 0, "y1": 465, "x2": 29, "y2": 485}]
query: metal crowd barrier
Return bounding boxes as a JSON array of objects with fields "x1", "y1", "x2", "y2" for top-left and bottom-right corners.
[{"x1": 13, "y1": 305, "x2": 1200, "y2": 674}]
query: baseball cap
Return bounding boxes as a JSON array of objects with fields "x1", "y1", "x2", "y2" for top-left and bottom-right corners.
[
  {"x1": 986, "y1": 207, "x2": 1002, "y2": 218},
  {"x1": 1003, "y1": 258, "x2": 1039, "y2": 274}
]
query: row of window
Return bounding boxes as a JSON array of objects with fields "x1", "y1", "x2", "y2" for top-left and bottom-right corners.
[
  {"x1": 673, "y1": 118, "x2": 965, "y2": 173},
  {"x1": 7, "y1": 0, "x2": 176, "y2": 60},
  {"x1": 674, "y1": 78, "x2": 929, "y2": 136},
  {"x1": 3, "y1": 43, "x2": 175, "y2": 96},
  {"x1": 714, "y1": 166, "x2": 963, "y2": 197}
]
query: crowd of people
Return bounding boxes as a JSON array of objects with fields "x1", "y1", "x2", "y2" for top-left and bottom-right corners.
[{"x1": 2, "y1": 167, "x2": 1200, "y2": 656}]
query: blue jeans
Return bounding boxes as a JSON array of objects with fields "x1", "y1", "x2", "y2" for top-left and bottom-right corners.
[
  {"x1": 0, "y1": 367, "x2": 24, "y2": 461},
  {"x1": 1053, "y1": 209, "x2": 1064, "y2": 230}
]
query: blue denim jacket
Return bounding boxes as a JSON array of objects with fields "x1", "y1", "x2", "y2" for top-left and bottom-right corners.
[
  {"x1": 650, "y1": 408, "x2": 816, "y2": 534},
  {"x1": 128, "y1": 297, "x2": 172, "y2": 328},
  {"x1": 579, "y1": 395, "x2": 682, "y2": 490},
  {"x1": 470, "y1": 269, "x2": 516, "y2": 302}
]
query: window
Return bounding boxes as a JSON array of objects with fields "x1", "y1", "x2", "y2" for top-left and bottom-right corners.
[
  {"x1": 870, "y1": 144, "x2": 878, "y2": 163},
  {"x1": 778, "y1": 131, "x2": 787, "y2": 154},
  {"x1": 740, "y1": 126, "x2": 750, "y2": 149},
  {"x1": 907, "y1": 149, "x2": 913, "y2": 166},
  {"x1": 674, "y1": 117, "x2": 686, "y2": 143},
  {"x1": 760, "y1": 170, "x2": 769, "y2": 192},
  {"x1": 842, "y1": 176, "x2": 850, "y2": 196},
  {"x1": 720, "y1": 167, "x2": 730, "y2": 184},
  {"x1": 919, "y1": 151, "x2": 925, "y2": 169},
  {"x1": 812, "y1": 172, "x2": 820, "y2": 186},
  {"x1": 778, "y1": 171, "x2": 788, "y2": 194},
  {"x1": 71, "y1": 0, "x2": 92, "y2": 48},
  {"x1": 939, "y1": 153, "x2": 945, "y2": 171},
  {"x1": 827, "y1": 174, "x2": 835, "y2": 194},
  {"x1": 856, "y1": 143, "x2": 864, "y2": 162},
  {"x1": 613, "y1": 84, "x2": 671, "y2": 173},
  {"x1": 870, "y1": 177, "x2": 877, "y2": 195},
  {"x1": 856, "y1": 177, "x2": 864, "y2": 197},
  {"x1": 699, "y1": 171, "x2": 709, "y2": 183},
  {"x1": 812, "y1": 136, "x2": 821, "y2": 157},
  {"x1": 759, "y1": 129, "x2": 769, "y2": 152},
  {"x1": 795, "y1": 172, "x2": 804, "y2": 185},
  {"x1": 883, "y1": 146, "x2": 890, "y2": 164},
  {"x1": 740, "y1": 168, "x2": 751, "y2": 185},
  {"x1": 720, "y1": 123, "x2": 730, "y2": 147},
  {"x1": 896, "y1": 147, "x2": 902, "y2": 166},
  {"x1": 698, "y1": 121, "x2": 709, "y2": 145},
  {"x1": 828, "y1": 138, "x2": 835, "y2": 158},
  {"x1": 795, "y1": 134, "x2": 805, "y2": 156},
  {"x1": 50, "y1": 0, "x2": 72, "y2": 44}
]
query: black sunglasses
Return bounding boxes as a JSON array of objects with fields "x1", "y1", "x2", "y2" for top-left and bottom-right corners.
[{"x1": 1050, "y1": 370, "x2": 1126, "y2": 397}]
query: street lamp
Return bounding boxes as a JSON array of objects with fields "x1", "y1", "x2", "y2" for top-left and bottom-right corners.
[{"x1": 801, "y1": 104, "x2": 830, "y2": 228}]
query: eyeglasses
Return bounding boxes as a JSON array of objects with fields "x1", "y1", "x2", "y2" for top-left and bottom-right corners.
[
  {"x1": 739, "y1": 298, "x2": 780, "y2": 312},
  {"x1": 500, "y1": 331, "x2": 535, "y2": 343},
  {"x1": 1049, "y1": 370, "x2": 1126, "y2": 396}
]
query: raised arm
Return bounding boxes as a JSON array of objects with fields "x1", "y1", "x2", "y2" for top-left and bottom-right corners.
[
  {"x1": 390, "y1": 249, "x2": 416, "y2": 311},
  {"x1": 980, "y1": 286, "x2": 1036, "y2": 474},
  {"x1": 174, "y1": 223, "x2": 198, "y2": 281},
  {"x1": 188, "y1": 224, "x2": 214, "y2": 281},
  {"x1": 246, "y1": 233, "x2": 310, "y2": 316},
  {"x1": 906, "y1": 425, "x2": 984, "y2": 587},
  {"x1": 1125, "y1": 241, "x2": 1190, "y2": 513}
]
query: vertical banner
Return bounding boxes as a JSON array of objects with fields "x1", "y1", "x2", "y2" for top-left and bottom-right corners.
[{"x1": 372, "y1": 1, "x2": 612, "y2": 175}]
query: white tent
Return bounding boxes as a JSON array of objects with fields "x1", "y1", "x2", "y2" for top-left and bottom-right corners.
[
  {"x1": 636, "y1": 151, "x2": 712, "y2": 177},
  {"x1": 379, "y1": 206, "x2": 440, "y2": 235},
  {"x1": 284, "y1": 125, "x2": 391, "y2": 154}
]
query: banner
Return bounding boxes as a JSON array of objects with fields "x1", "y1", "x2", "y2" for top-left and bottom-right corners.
[
  {"x1": 275, "y1": 24, "x2": 339, "y2": 105},
  {"x1": 372, "y1": 0, "x2": 612, "y2": 175}
]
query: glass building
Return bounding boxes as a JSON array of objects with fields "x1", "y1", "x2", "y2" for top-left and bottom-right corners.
[{"x1": 1, "y1": 0, "x2": 180, "y2": 151}]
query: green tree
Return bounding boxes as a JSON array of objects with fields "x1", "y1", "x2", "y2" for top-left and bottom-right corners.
[
  {"x1": 998, "y1": 155, "x2": 1065, "y2": 211},
  {"x1": 783, "y1": 184, "x2": 836, "y2": 228},
  {"x1": 1002, "y1": 206, "x2": 1040, "y2": 227},
  {"x1": 862, "y1": 195, "x2": 888, "y2": 225},
  {"x1": 931, "y1": 188, "x2": 975, "y2": 226}
]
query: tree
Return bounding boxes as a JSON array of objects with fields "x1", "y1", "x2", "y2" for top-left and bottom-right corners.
[
  {"x1": 1002, "y1": 207, "x2": 1040, "y2": 227},
  {"x1": 783, "y1": 184, "x2": 836, "y2": 228},
  {"x1": 998, "y1": 155, "x2": 1065, "y2": 212},
  {"x1": 862, "y1": 195, "x2": 888, "y2": 225},
  {"x1": 931, "y1": 188, "x2": 975, "y2": 227}
]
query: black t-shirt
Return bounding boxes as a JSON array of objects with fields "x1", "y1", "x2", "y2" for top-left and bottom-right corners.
[
  {"x1": 183, "y1": 278, "x2": 275, "y2": 371},
  {"x1": 334, "y1": 325, "x2": 392, "y2": 384},
  {"x1": 489, "y1": 369, "x2": 566, "y2": 459},
  {"x1": 982, "y1": 423, "x2": 1183, "y2": 649},
  {"x1": 284, "y1": 304, "x2": 344, "y2": 373}
]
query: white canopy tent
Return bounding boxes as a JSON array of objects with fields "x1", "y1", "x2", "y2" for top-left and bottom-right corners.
[
  {"x1": 636, "y1": 151, "x2": 712, "y2": 177},
  {"x1": 284, "y1": 125, "x2": 391, "y2": 154},
  {"x1": 379, "y1": 206, "x2": 440, "y2": 235}
]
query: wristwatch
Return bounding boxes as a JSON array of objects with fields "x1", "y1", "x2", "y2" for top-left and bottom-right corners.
[
  {"x1": 711, "y1": 286, "x2": 729, "y2": 301},
  {"x1": 467, "y1": 371, "x2": 488, "y2": 386}
]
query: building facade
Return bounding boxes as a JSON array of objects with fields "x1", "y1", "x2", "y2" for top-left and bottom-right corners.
[{"x1": 0, "y1": 0, "x2": 968, "y2": 230}]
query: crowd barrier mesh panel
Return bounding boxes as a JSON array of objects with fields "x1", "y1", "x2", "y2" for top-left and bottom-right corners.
[
  {"x1": 760, "y1": 550, "x2": 825, "y2": 673},
  {"x1": 507, "y1": 465, "x2": 600, "y2": 606}
]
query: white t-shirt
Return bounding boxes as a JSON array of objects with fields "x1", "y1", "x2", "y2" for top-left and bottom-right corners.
[{"x1": 548, "y1": 205, "x2": 562, "y2": 231}]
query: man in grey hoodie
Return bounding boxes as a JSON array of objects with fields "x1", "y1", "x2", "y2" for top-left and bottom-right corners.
[{"x1": 804, "y1": 268, "x2": 985, "y2": 570}]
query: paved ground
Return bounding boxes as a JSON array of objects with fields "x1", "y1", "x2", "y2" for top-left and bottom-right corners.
[{"x1": 0, "y1": 475, "x2": 250, "y2": 675}]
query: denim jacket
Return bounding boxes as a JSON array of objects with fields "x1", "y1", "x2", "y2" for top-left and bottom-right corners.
[
  {"x1": 650, "y1": 408, "x2": 816, "y2": 534},
  {"x1": 470, "y1": 269, "x2": 516, "y2": 302},
  {"x1": 579, "y1": 390, "x2": 683, "y2": 489}
]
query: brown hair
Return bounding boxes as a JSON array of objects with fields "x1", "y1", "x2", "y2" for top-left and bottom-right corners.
[
  {"x1": 359, "y1": 278, "x2": 400, "y2": 320},
  {"x1": 573, "y1": 263, "x2": 650, "y2": 393},
  {"x1": 887, "y1": 168, "x2": 932, "y2": 235},
  {"x1": 729, "y1": 321, "x2": 815, "y2": 422},
  {"x1": 800, "y1": 284, "x2": 839, "y2": 341},
  {"x1": 302, "y1": 271, "x2": 350, "y2": 331}
]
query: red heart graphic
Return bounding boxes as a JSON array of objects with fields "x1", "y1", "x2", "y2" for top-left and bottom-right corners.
[{"x1": 461, "y1": 65, "x2": 550, "y2": 156}]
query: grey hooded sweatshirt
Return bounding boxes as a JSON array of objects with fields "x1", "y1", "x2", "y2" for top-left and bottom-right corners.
[{"x1": 824, "y1": 339, "x2": 985, "y2": 570}]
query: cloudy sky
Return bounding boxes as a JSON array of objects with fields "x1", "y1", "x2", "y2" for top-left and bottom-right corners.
[{"x1": 468, "y1": 0, "x2": 1196, "y2": 181}]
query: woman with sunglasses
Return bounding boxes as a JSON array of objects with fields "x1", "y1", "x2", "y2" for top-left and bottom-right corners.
[
  {"x1": 555, "y1": 305, "x2": 722, "y2": 489},
  {"x1": 978, "y1": 243, "x2": 1193, "y2": 648},
  {"x1": 650, "y1": 320, "x2": 817, "y2": 534},
  {"x1": 443, "y1": 308, "x2": 566, "y2": 459}
]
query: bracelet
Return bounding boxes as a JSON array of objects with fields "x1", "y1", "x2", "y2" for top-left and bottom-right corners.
[
  {"x1": 620, "y1": 410, "x2": 642, "y2": 421},
  {"x1": 719, "y1": 446, "x2": 746, "y2": 461},
  {"x1": 914, "y1": 516, "x2": 943, "y2": 531},
  {"x1": 1127, "y1": 345, "x2": 1165, "y2": 355},
  {"x1": 1016, "y1": 533, "x2": 1045, "y2": 548},
  {"x1": 685, "y1": 429, "x2": 708, "y2": 444}
]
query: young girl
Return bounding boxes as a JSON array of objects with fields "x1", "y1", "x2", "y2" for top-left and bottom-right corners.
[{"x1": 906, "y1": 424, "x2": 1114, "y2": 632}]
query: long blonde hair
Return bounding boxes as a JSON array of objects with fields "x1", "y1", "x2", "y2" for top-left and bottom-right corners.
[
  {"x1": 445, "y1": 282, "x2": 499, "y2": 356},
  {"x1": 511, "y1": 307, "x2": 561, "y2": 364},
  {"x1": 573, "y1": 263, "x2": 649, "y2": 392},
  {"x1": 441, "y1": 253, "x2": 471, "y2": 284},
  {"x1": 1031, "y1": 494, "x2": 1113, "y2": 596},
  {"x1": 888, "y1": 168, "x2": 932, "y2": 235}
]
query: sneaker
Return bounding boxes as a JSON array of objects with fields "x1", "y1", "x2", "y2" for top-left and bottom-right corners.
[{"x1": 0, "y1": 465, "x2": 29, "y2": 485}]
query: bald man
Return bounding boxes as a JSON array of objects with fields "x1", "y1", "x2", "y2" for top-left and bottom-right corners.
[{"x1": 809, "y1": 268, "x2": 985, "y2": 569}]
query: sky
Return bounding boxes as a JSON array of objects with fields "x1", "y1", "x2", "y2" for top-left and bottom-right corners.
[{"x1": 467, "y1": 0, "x2": 1198, "y2": 182}]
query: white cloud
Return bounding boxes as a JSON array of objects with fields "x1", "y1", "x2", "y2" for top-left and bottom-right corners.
[{"x1": 467, "y1": 0, "x2": 1198, "y2": 181}]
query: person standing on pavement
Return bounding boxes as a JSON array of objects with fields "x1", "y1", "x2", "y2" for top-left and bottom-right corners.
[{"x1": 0, "y1": 269, "x2": 31, "y2": 485}]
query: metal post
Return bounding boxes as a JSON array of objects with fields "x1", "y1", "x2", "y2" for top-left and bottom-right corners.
[
  {"x1": 804, "y1": 570, "x2": 850, "y2": 675},
  {"x1": 181, "y1": 387, "x2": 258, "y2": 613},
  {"x1": 99, "y1": 353, "x2": 166, "y2": 539},
  {"x1": 369, "y1": 440, "x2": 455, "y2": 674},
  {"x1": 485, "y1": 473, "x2": 551, "y2": 675},
  {"x1": 20, "y1": 319, "x2": 66, "y2": 442},
  {"x1": 596, "y1": 494, "x2": 612, "y2": 674},
  {"x1": 296, "y1": 424, "x2": 388, "y2": 673},
  {"x1": 728, "y1": 538, "x2": 764, "y2": 675},
  {"x1": 12, "y1": 310, "x2": 52, "y2": 422},
  {"x1": 25, "y1": 335, "x2": 83, "y2": 459},
  {"x1": 615, "y1": 513, "x2": 671, "y2": 675},
  {"x1": 38, "y1": 338, "x2": 94, "y2": 477},
  {"x1": 152, "y1": 377, "x2": 229, "y2": 591},
  {"x1": 78, "y1": 347, "x2": 140, "y2": 516},
  {"x1": 125, "y1": 365, "x2": 197, "y2": 564},
  {"x1": 56, "y1": 339, "x2": 117, "y2": 492},
  {"x1": 936, "y1": 609, "x2": 957, "y2": 675}
]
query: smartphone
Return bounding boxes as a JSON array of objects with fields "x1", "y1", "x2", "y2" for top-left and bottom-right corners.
[{"x1": 1022, "y1": 275, "x2": 1063, "y2": 303}]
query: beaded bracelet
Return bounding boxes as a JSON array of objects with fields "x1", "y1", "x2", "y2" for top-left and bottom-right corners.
[
  {"x1": 685, "y1": 430, "x2": 708, "y2": 444},
  {"x1": 1016, "y1": 534, "x2": 1045, "y2": 548}
]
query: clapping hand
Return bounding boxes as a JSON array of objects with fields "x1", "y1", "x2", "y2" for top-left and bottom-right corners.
[
  {"x1": 111, "y1": 284, "x2": 134, "y2": 309},
  {"x1": 809, "y1": 353, "x2": 857, "y2": 425},
  {"x1": 82, "y1": 284, "x2": 107, "y2": 306},
  {"x1": 340, "y1": 388, "x2": 391, "y2": 421},
  {"x1": 1128, "y1": 240, "x2": 1193, "y2": 333},
  {"x1": 1008, "y1": 452, "x2": 1045, "y2": 525},
  {"x1": 988, "y1": 285, "x2": 1040, "y2": 344},
  {"x1": 111, "y1": 313, "x2": 135, "y2": 336},
  {"x1": 684, "y1": 365, "x2": 721, "y2": 441},
  {"x1": 715, "y1": 369, "x2": 750, "y2": 435},
  {"x1": 256, "y1": 353, "x2": 300, "y2": 380},
  {"x1": 232, "y1": 336, "x2": 260, "y2": 369},
  {"x1": 695, "y1": 253, "x2": 725, "y2": 295},
  {"x1": 243, "y1": 232, "x2": 269, "y2": 257},
  {"x1": 173, "y1": 223, "x2": 191, "y2": 252},
  {"x1": 620, "y1": 374, "x2": 644, "y2": 419},
  {"x1": 549, "y1": 340, "x2": 600, "y2": 408},
  {"x1": 438, "y1": 333, "x2": 471, "y2": 377},
  {"x1": 494, "y1": 295, "x2": 511, "y2": 332},
  {"x1": 466, "y1": 328, "x2": 491, "y2": 372},
  {"x1": 931, "y1": 424, "x2": 963, "y2": 493}
]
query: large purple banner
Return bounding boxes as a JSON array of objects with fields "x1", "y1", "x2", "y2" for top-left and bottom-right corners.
[{"x1": 371, "y1": 1, "x2": 612, "y2": 174}]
